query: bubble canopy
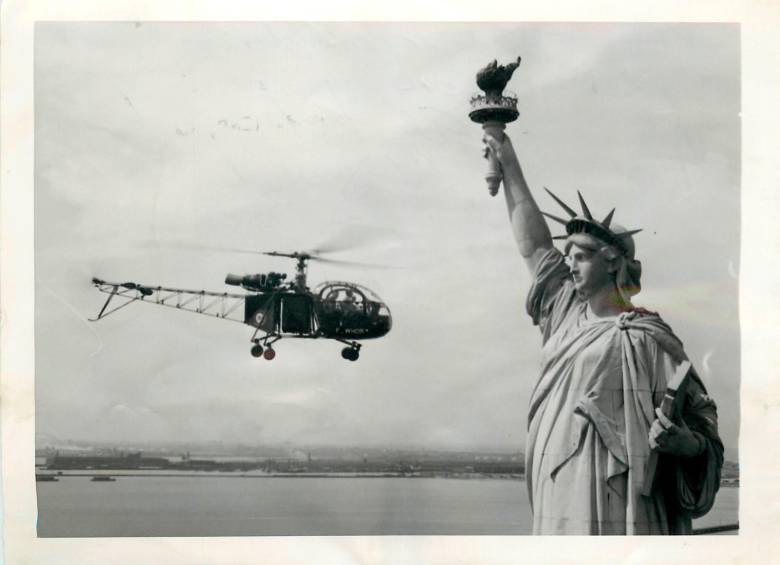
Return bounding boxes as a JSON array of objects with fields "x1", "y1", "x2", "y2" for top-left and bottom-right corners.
[{"x1": 313, "y1": 281, "x2": 389, "y2": 310}]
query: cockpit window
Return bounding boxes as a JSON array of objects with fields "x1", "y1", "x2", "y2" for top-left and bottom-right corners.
[
  {"x1": 322, "y1": 286, "x2": 365, "y2": 313},
  {"x1": 315, "y1": 281, "x2": 389, "y2": 317}
]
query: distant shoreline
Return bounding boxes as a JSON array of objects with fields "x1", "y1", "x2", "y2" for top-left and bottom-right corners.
[
  {"x1": 35, "y1": 471, "x2": 739, "y2": 487},
  {"x1": 38, "y1": 471, "x2": 524, "y2": 480}
]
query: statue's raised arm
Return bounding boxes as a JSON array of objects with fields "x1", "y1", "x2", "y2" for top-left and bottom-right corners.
[{"x1": 483, "y1": 134, "x2": 553, "y2": 273}]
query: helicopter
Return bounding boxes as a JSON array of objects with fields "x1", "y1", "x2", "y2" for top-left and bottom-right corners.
[{"x1": 90, "y1": 250, "x2": 392, "y2": 361}]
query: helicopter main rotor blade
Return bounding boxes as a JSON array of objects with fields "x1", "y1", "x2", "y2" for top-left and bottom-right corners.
[
  {"x1": 309, "y1": 255, "x2": 397, "y2": 270},
  {"x1": 263, "y1": 251, "x2": 302, "y2": 259},
  {"x1": 309, "y1": 225, "x2": 391, "y2": 255},
  {"x1": 141, "y1": 234, "x2": 399, "y2": 268}
]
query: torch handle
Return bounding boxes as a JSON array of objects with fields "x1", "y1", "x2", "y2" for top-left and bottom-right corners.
[{"x1": 482, "y1": 122, "x2": 506, "y2": 196}]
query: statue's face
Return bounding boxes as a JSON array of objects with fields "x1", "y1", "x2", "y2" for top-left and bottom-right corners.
[{"x1": 566, "y1": 243, "x2": 615, "y2": 299}]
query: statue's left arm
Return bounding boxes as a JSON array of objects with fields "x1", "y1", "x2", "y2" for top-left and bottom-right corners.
[{"x1": 673, "y1": 375, "x2": 724, "y2": 518}]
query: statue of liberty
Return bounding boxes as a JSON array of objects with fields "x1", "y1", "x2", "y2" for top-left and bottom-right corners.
[{"x1": 482, "y1": 130, "x2": 724, "y2": 535}]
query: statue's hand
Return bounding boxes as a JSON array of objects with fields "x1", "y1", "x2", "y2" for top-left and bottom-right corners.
[
  {"x1": 649, "y1": 407, "x2": 704, "y2": 458},
  {"x1": 482, "y1": 132, "x2": 521, "y2": 176}
]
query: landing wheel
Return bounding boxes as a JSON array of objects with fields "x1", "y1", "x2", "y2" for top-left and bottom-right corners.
[
  {"x1": 251, "y1": 344, "x2": 264, "y2": 358},
  {"x1": 341, "y1": 347, "x2": 359, "y2": 362},
  {"x1": 263, "y1": 347, "x2": 276, "y2": 360}
]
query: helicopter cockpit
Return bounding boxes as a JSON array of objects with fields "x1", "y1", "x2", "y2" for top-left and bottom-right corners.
[{"x1": 313, "y1": 281, "x2": 392, "y2": 339}]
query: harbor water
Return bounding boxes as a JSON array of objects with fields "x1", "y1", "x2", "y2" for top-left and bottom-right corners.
[{"x1": 36, "y1": 475, "x2": 738, "y2": 537}]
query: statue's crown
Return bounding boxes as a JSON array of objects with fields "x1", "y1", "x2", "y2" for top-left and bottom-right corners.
[{"x1": 542, "y1": 188, "x2": 642, "y2": 256}]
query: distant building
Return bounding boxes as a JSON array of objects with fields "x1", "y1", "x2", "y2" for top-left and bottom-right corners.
[{"x1": 48, "y1": 452, "x2": 170, "y2": 470}]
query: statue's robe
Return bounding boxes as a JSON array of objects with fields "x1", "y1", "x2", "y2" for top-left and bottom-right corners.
[{"x1": 525, "y1": 248, "x2": 723, "y2": 535}]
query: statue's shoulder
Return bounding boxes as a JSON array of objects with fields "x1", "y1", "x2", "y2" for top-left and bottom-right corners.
[
  {"x1": 629, "y1": 306, "x2": 659, "y2": 318},
  {"x1": 617, "y1": 307, "x2": 685, "y2": 361},
  {"x1": 616, "y1": 306, "x2": 663, "y2": 329}
]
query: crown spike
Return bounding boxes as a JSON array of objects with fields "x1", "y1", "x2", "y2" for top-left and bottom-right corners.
[
  {"x1": 577, "y1": 191, "x2": 593, "y2": 220},
  {"x1": 543, "y1": 187, "x2": 577, "y2": 218},
  {"x1": 615, "y1": 229, "x2": 643, "y2": 238},
  {"x1": 541, "y1": 211, "x2": 570, "y2": 226},
  {"x1": 602, "y1": 208, "x2": 616, "y2": 228}
]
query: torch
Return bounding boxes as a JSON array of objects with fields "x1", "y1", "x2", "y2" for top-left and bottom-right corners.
[{"x1": 469, "y1": 57, "x2": 521, "y2": 196}]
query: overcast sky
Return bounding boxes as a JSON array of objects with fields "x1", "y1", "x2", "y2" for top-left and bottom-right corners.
[{"x1": 34, "y1": 22, "x2": 740, "y2": 453}]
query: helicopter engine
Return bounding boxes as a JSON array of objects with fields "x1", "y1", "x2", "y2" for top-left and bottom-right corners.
[{"x1": 225, "y1": 272, "x2": 287, "y2": 292}]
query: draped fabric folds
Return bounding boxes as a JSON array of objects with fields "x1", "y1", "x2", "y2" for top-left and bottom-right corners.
[{"x1": 524, "y1": 248, "x2": 723, "y2": 535}]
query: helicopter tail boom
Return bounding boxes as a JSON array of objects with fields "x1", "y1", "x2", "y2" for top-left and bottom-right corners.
[{"x1": 90, "y1": 278, "x2": 247, "y2": 323}]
